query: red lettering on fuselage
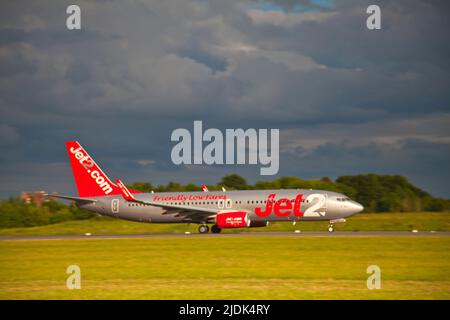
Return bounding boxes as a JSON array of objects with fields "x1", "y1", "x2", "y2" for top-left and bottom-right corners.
[
  {"x1": 255, "y1": 193, "x2": 304, "y2": 217},
  {"x1": 293, "y1": 194, "x2": 303, "y2": 217},
  {"x1": 274, "y1": 198, "x2": 291, "y2": 216},
  {"x1": 254, "y1": 193, "x2": 276, "y2": 217}
]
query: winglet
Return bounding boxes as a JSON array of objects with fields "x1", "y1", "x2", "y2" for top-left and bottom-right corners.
[
  {"x1": 115, "y1": 179, "x2": 136, "y2": 202},
  {"x1": 201, "y1": 184, "x2": 208, "y2": 192}
]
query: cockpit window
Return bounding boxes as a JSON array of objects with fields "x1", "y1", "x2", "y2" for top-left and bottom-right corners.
[{"x1": 336, "y1": 197, "x2": 351, "y2": 201}]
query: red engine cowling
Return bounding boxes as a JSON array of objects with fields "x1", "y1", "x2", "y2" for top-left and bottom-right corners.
[{"x1": 216, "y1": 211, "x2": 250, "y2": 228}]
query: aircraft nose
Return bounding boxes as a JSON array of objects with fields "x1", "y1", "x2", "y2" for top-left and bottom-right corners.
[{"x1": 351, "y1": 201, "x2": 364, "y2": 214}]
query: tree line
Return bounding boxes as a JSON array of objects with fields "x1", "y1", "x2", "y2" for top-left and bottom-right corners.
[{"x1": 0, "y1": 173, "x2": 448, "y2": 228}]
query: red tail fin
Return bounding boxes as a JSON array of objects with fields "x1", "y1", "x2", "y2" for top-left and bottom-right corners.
[{"x1": 66, "y1": 141, "x2": 121, "y2": 197}]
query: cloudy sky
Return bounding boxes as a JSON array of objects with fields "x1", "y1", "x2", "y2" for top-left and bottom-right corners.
[{"x1": 0, "y1": 0, "x2": 449, "y2": 198}]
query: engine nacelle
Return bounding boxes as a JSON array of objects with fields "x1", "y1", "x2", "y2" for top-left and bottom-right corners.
[
  {"x1": 249, "y1": 220, "x2": 269, "y2": 228},
  {"x1": 216, "y1": 211, "x2": 250, "y2": 228}
]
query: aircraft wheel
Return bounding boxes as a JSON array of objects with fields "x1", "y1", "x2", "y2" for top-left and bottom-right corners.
[
  {"x1": 328, "y1": 225, "x2": 334, "y2": 233},
  {"x1": 198, "y1": 224, "x2": 210, "y2": 234},
  {"x1": 211, "y1": 225, "x2": 222, "y2": 234}
]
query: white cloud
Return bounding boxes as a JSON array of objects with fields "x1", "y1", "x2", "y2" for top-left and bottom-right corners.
[
  {"x1": 135, "y1": 159, "x2": 155, "y2": 167},
  {"x1": 247, "y1": 9, "x2": 337, "y2": 27}
]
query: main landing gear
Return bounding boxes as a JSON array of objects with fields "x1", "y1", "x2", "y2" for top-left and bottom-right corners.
[
  {"x1": 198, "y1": 224, "x2": 222, "y2": 234},
  {"x1": 211, "y1": 225, "x2": 222, "y2": 234},
  {"x1": 198, "y1": 224, "x2": 209, "y2": 234},
  {"x1": 328, "y1": 224, "x2": 334, "y2": 233}
]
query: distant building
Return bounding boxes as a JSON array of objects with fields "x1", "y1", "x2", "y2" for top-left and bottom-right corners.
[{"x1": 20, "y1": 191, "x2": 48, "y2": 207}]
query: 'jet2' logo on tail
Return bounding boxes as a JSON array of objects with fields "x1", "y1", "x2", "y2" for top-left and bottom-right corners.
[{"x1": 70, "y1": 146, "x2": 113, "y2": 195}]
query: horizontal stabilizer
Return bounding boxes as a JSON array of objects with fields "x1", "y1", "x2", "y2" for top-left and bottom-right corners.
[{"x1": 46, "y1": 193, "x2": 97, "y2": 204}]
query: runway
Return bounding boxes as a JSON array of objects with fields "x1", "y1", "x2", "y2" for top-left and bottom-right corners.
[{"x1": 1, "y1": 231, "x2": 449, "y2": 241}]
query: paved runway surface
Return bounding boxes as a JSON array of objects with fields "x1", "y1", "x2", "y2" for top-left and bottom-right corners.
[{"x1": 1, "y1": 231, "x2": 449, "y2": 241}]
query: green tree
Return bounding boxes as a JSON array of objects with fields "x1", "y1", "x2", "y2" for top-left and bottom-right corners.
[
  {"x1": 219, "y1": 174, "x2": 248, "y2": 190},
  {"x1": 129, "y1": 182, "x2": 154, "y2": 193},
  {"x1": 336, "y1": 174, "x2": 440, "y2": 212}
]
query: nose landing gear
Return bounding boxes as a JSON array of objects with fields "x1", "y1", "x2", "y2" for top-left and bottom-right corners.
[{"x1": 327, "y1": 218, "x2": 346, "y2": 232}]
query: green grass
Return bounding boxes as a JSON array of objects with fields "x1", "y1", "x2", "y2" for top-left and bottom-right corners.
[
  {"x1": 0, "y1": 236, "x2": 449, "y2": 299},
  {"x1": 0, "y1": 212, "x2": 448, "y2": 236}
]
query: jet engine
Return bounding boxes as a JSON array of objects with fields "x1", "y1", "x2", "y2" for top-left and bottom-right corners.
[
  {"x1": 216, "y1": 212, "x2": 269, "y2": 229},
  {"x1": 216, "y1": 211, "x2": 250, "y2": 228},
  {"x1": 248, "y1": 220, "x2": 269, "y2": 228}
]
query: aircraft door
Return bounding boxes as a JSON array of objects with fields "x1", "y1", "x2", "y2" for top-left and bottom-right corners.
[
  {"x1": 218, "y1": 198, "x2": 233, "y2": 209},
  {"x1": 112, "y1": 199, "x2": 120, "y2": 216}
]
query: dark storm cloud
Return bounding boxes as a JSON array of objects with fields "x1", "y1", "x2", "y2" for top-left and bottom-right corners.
[
  {"x1": 0, "y1": 28, "x2": 103, "y2": 48},
  {"x1": 279, "y1": 137, "x2": 450, "y2": 197},
  {"x1": 0, "y1": 0, "x2": 449, "y2": 197},
  {"x1": 0, "y1": 48, "x2": 37, "y2": 76},
  {"x1": 178, "y1": 47, "x2": 229, "y2": 73}
]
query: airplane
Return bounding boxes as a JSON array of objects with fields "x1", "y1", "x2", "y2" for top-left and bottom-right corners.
[{"x1": 49, "y1": 141, "x2": 364, "y2": 233}]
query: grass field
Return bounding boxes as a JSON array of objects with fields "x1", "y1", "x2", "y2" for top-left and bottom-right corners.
[
  {"x1": 1, "y1": 213, "x2": 449, "y2": 299},
  {"x1": 0, "y1": 212, "x2": 449, "y2": 236},
  {"x1": 0, "y1": 236, "x2": 449, "y2": 299}
]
